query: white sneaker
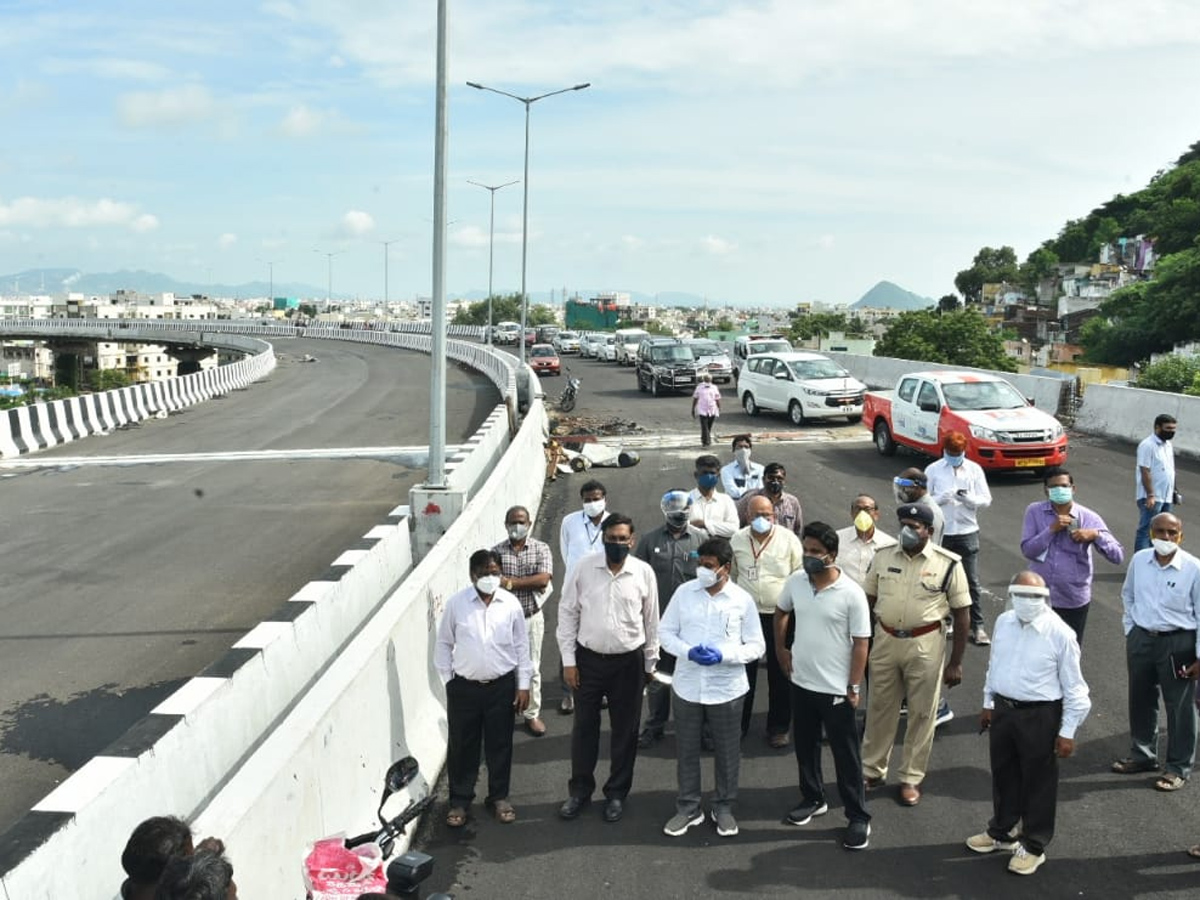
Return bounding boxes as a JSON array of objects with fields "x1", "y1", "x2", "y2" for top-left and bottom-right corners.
[
  {"x1": 1007, "y1": 845, "x2": 1046, "y2": 875},
  {"x1": 710, "y1": 808, "x2": 739, "y2": 837}
]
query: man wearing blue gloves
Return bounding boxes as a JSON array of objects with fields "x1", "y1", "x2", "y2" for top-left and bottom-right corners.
[{"x1": 658, "y1": 537, "x2": 765, "y2": 838}]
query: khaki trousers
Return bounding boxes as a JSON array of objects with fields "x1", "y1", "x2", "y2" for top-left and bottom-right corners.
[{"x1": 861, "y1": 627, "x2": 943, "y2": 785}]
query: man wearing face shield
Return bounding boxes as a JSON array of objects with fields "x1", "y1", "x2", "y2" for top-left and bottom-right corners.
[
  {"x1": 861, "y1": 505, "x2": 970, "y2": 807},
  {"x1": 1112, "y1": 512, "x2": 1200, "y2": 793},
  {"x1": 659, "y1": 538, "x2": 763, "y2": 838},
  {"x1": 966, "y1": 571, "x2": 1091, "y2": 875},
  {"x1": 893, "y1": 468, "x2": 944, "y2": 544},
  {"x1": 493, "y1": 506, "x2": 554, "y2": 736},
  {"x1": 775, "y1": 522, "x2": 873, "y2": 850},
  {"x1": 720, "y1": 434, "x2": 764, "y2": 500},
  {"x1": 635, "y1": 490, "x2": 706, "y2": 749}
]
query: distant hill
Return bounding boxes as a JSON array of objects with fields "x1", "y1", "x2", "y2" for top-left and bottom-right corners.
[
  {"x1": 850, "y1": 280, "x2": 934, "y2": 311},
  {"x1": 0, "y1": 267, "x2": 327, "y2": 300}
]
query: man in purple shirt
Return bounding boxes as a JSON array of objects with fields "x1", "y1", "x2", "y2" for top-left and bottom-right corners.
[{"x1": 1020, "y1": 467, "x2": 1124, "y2": 646}]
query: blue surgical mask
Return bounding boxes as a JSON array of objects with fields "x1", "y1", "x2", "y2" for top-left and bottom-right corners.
[
  {"x1": 751, "y1": 516, "x2": 772, "y2": 535},
  {"x1": 696, "y1": 473, "x2": 719, "y2": 490},
  {"x1": 944, "y1": 452, "x2": 964, "y2": 468},
  {"x1": 1047, "y1": 486, "x2": 1073, "y2": 505}
]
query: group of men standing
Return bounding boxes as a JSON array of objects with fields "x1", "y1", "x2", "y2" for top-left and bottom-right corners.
[{"x1": 432, "y1": 415, "x2": 1200, "y2": 873}]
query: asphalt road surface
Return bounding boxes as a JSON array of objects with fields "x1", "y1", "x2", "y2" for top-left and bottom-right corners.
[
  {"x1": 417, "y1": 352, "x2": 1200, "y2": 899},
  {"x1": 0, "y1": 337, "x2": 498, "y2": 836}
]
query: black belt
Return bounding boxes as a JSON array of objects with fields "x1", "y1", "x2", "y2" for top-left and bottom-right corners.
[
  {"x1": 994, "y1": 694, "x2": 1060, "y2": 710},
  {"x1": 454, "y1": 670, "x2": 515, "y2": 685},
  {"x1": 577, "y1": 643, "x2": 642, "y2": 659},
  {"x1": 1138, "y1": 625, "x2": 1196, "y2": 638}
]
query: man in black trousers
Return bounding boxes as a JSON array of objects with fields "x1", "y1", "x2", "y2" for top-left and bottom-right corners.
[
  {"x1": 556, "y1": 513, "x2": 660, "y2": 823},
  {"x1": 434, "y1": 549, "x2": 532, "y2": 827}
]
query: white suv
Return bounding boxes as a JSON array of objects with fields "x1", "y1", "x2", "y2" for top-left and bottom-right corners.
[{"x1": 737, "y1": 351, "x2": 867, "y2": 425}]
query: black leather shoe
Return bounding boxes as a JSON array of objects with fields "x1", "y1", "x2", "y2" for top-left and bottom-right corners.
[
  {"x1": 558, "y1": 796, "x2": 591, "y2": 820},
  {"x1": 603, "y1": 798, "x2": 624, "y2": 823}
]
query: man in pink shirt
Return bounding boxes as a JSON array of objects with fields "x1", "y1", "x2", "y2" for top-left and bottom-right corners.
[{"x1": 691, "y1": 372, "x2": 722, "y2": 447}]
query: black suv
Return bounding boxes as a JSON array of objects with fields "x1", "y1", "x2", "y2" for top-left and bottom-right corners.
[{"x1": 635, "y1": 338, "x2": 698, "y2": 396}]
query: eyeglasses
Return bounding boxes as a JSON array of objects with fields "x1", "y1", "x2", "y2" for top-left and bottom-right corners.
[{"x1": 852, "y1": 505, "x2": 877, "y2": 513}]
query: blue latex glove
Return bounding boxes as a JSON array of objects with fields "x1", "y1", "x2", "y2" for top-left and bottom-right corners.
[
  {"x1": 701, "y1": 645, "x2": 723, "y2": 666},
  {"x1": 687, "y1": 645, "x2": 709, "y2": 664}
]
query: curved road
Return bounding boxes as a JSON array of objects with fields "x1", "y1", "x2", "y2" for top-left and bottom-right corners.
[
  {"x1": 0, "y1": 337, "x2": 498, "y2": 835},
  {"x1": 421, "y1": 353, "x2": 1200, "y2": 900}
]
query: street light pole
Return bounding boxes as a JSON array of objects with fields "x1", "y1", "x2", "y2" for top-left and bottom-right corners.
[
  {"x1": 379, "y1": 239, "x2": 398, "y2": 305},
  {"x1": 256, "y1": 258, "x2": 279, "y2": 306},
  {"x1": 312, "y1": 249, "x2": 346, "y2": 304},
  {"x1": 467, "y1": 179, "x2": 518, "y2": 344},
  {"x1": 465, "y1": 80, "x2": 590, "y2": 363},
  {"x1": 428, "y1": 0, "x2": 450, "y2": 489}
]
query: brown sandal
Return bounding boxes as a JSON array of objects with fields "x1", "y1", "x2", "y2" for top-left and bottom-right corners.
[
  {"x1": 492, "y1": 800, "x2": 517, "y2": 824},
  {"x1": 445, "y1": 806, "x2": 467, "y2": 828}
]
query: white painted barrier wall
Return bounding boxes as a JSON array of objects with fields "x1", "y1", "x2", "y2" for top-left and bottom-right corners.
[{"x1": 1074, "y1": 383, "x2": 1200, "y2": 458}]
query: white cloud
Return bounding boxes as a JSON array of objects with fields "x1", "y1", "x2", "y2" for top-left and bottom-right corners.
[
  {"x1": 817, "y1": 234, "x2": 836, "y2": 250},
  {"x1": 0, "y1": 196, "x2": 160, "y2": 231},
  {"x1": 327, "y1": 54, "x2": 345, "y2": 68},
  {"x1": 217, "y1": 232, "x2": 238, "y2": 249},
  {"x1": 451, "y1": 224, "x2": 522, "y2": 248},
  {"x1": 700, "y1": 235, "x2": 737, "y2": 256},
  {"x1": 117, "y1": 84, "x2": 217, "y2": 128},
  {"x1": 341, "y1": 210, "x2": 375, "y2": 236},
  {"x1": 44, "y1": 57, "x2": 171, "y2": 82},
  {"x1": 261, "y1": 237, "x2": 287, "y2": 250},
  {"x1": 279, "y1": 103, "x2": 323, "y2": 137}
]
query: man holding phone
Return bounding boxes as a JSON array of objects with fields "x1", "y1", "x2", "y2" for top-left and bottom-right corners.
[{"x1": 1112, "y1": 512, "x2": 1200, "y2": 792}]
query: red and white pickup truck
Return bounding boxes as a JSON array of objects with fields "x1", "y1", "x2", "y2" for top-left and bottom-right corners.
[{"x1": 862, "y1": 370, "x2": 1068, "y2": 471}]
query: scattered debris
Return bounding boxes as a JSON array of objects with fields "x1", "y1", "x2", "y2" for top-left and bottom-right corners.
[{"x1": 548, "y1": 414, "x2": 646, "y2": 439}]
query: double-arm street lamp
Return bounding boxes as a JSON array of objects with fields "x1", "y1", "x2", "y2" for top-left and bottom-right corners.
[
  {"x1": 467, "y1": 179, "x2": 519, "y2": 344},
  {"x1": 312, "y1": 248, "x2": 347, "y2": 304},
  {"x1": 465, "y1": 80, "x2": 590, "y2": 362}
]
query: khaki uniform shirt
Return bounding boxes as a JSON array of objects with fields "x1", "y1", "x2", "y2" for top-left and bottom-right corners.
[{"x1": 863, "y1": 542, "x2": 970, "y2": 630}]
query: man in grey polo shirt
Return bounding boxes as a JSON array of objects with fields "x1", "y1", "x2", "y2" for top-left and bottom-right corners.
[{"x1": 775, "y1": 521, "x2": 873, "y2": 850}]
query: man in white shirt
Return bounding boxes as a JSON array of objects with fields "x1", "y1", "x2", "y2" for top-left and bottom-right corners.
[
  {"x1": 434, "y1": 549, "x2": 532, "y2": 827},
  {"x1": 659, "y1": 537, "x2": 764, "y2": 839},
  {"x1": 730, "y1": 494, "x2": 805, "y2": 746},
  {"x1": 967, "y1": 571, "x2": 1092, "y2": 877},
  {"x1": 926, "y1": 431, "x2": 993, "y2": 645},
  {"x1": 835, "y1": 494, "x2": 896, "y2": 588},
  {"x1": 1134, "y1": 414, "x2": 1178, "y2": 551},
  {"x1": 1111, "y1": 512, "x2": 1200, "y2": 791},
  {"x1": 776, "y1": 522, "x2": 873, "y2": 851},
  {"x1": 557, "y1": 513, "x2": 659, "y2": 824},
  {"x1": 689, "y1": 454, "x2": 739, "y2": 539},
  {"x1": 557, "y1": 478, "x2": 610, "y2": 715},
  {"x1": 720, "y1": 433, "x2": 764, "y2": 500}
]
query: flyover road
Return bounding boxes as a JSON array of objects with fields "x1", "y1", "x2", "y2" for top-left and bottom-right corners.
[
  {"x1": 0, "y1": 337, "x2": 498, "y2": 836},
  {"x1": 418, "y1": 352, "x2": 1200, "y2": 899}
]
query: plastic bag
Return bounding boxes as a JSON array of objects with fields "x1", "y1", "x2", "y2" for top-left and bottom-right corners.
[{"x1": 303, "y1": 836, "x2": 387, "y2": 899}]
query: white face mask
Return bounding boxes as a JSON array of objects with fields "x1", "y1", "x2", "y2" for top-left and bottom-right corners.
[
  {"x1": 751, "y1": 515, "x2": 772, "y2": 535},
  {"x1": 734, "y1": 447, "x2": 752, "y2": 467},
  {"x1": 696, "y1": 566, "x2": 721, "y2": 588},
  {"x1": 1152, "y1": 538, "x2": 1179, "y2": 557},
  {"x1": 1008, "y1": 587, "x2": 1049, "y2": 623},
  {"x1": 582, "y1": 498, "x2": 606, "y2": 518},
  {"x1": 476, "y1": 575, "x2": 501, "y2": 595},
  {"x1": 507, "y1": 523, "x2": 529, "y2": 541}
]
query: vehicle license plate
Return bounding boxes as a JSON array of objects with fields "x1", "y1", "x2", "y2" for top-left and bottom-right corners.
[{"x1": 1014, "y1": 458, "x2": 1044, "y2": 467}]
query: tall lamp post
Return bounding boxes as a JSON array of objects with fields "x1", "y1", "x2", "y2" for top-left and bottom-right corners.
[
  {"x1": 465, "y1": 79, "x2": 590, "y2": 362},
  {"x1": 379, "y1": 239, "x2": 398, "y2": 305},
  {"x1": 312, "y1": 248, "x2": 346, "y2": 304},
  {"x1": 256, "y1": 258, "x2": 279, "y2": 305},
  {"x1": 467, "y1": 179, "x2": 518, "y2": 344}
]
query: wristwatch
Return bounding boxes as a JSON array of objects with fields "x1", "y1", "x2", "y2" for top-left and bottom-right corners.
[
  {"x1": 848, "y1": 684, "x2": 861, "y2": 695},
  {"x1": 505, "y1": 578, "x2": 514, "y2": 591}
]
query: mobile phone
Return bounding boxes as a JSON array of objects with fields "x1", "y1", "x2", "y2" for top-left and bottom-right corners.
[
  {"x1": 1068, "y1": 517, "x2": 1080, "y2": 532},
  {"x1": 1170, "y1": 651, "x2": 1197, "y2": 680}
]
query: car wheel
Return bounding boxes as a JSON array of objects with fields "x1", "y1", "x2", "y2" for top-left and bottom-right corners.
[
  {"x1": 846, "y1": 414, "x2": 862, "y2": 424},
  {"x1": 742, "y1": 393, "x2": 759, "y2": 416},
  {"x1": 874, "y1": 421, "x2": 897, "y2": 456},
  {"x1": 637, "y1": 373, "x2": 647, "y2": 392},
  {"x1": 788, "y1": 400, "x2": 805, "y2": 426},
  {"x1": 651, "y1": 377, "x2": 661, "y2": 397}
]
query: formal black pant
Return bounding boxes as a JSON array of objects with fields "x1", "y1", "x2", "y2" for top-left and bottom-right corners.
[
  {"x1": 987, "y1": 698, "x2": 1062, "y2": 855},
  {"x1": 744, "y1": 612, "x2": 791, "y2": 737},
  {"x1": 698, "y1": 415, "x2": 716, "y2": 447},
  {"x1": 941, "y1": 532, "x2": 983, "y2": 631},
  {"x1": 1052, "y1": 604, "x2": 1089, "y2": 647},
  {"x1": 791, "y1": 684, "x2": 870, "y2": 824},
  {"x1": 570, "y1": 645, "x2": 645, "y2": 800},
  {"x1": 1125, "y1": 626, "x2": 1198, "y2": 777},
  {"x1": 445, "y1": 671, "x2": 516, "y2": 808}
]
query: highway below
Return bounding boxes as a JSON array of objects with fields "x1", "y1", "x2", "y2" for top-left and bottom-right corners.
[
  {"x1": 418, "y1": 352, "x2": 1200, "y2": 899},
  {"x1": 0, "y1": 337, "x2": 498, "y2": 836}
]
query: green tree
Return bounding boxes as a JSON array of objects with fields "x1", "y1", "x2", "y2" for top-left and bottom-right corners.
[
  {"x1": 299, "y1": 303, "x2": 318, "y2": 318},
  {"x1": 452, "y1": 293, "x2": 556, "y2": 327},
  {"x1": 788, "y1": 312, "x2": 848, "y2": 341},
  {"x1": 1018, "y1": 247, "x2": 1060, "y2": 295},
  {"x1": 89, "y1": 369, "x2": 134, "y2": 391},
  {"x1": 1136, "y1": 355, "x2": 1200, "y2": 393},
  {"x1": 954, "y1": 246, "x2": 1020, "y2": 303},
  {"x1": 937, "y1": 294, "x2": 960, "y2": 314},
  {"x1": 875, "y1": 308, "x2": 1017, "y2": 372}
]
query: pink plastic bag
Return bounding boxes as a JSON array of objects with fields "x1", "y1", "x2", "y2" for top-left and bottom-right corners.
[{"x1": 303, "y1": 836, "x2": 388, "y2": 899}]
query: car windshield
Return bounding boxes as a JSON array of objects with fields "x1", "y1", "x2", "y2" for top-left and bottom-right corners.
[
  {"x1": 941, "y1": 380, "x2": 1027, "y2": 410},
  {"x1": 532, "y1": 346, "x2": 555, "y2": 357},
  {"x1": 750, "y1": 341, "x2": 790, "y2": 354},
  {"x1": 789, "y1": 359, "x2": 848, "y2": 380},
  {"x1": 690, "y1": 341, "x2": 722, "y2": 357},
  {"x1": 653, "y1": 346, "x2": 694, "y2": 362},
  {"x1": 559, "y1": 331, "x2": 578, "y2": 339}
]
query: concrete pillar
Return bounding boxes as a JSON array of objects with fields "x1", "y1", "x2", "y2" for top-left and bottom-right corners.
[{"x1": 409, "y1": 484, "x2": 467, "y2": 561}]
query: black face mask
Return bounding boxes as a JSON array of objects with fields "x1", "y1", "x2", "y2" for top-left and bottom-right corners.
[
  {"x1": 1160, "y1": 430, "x2": 1176, "y2": 441},
  {"x1": 665, "y1": 512, "x2": 689, "y2": 529},
  {"x1": 604, "y1": 541, "x2": 631, "y2": 564},
  {"x1": 765, "y1": 480, "x2": 784, "y2": 495}
]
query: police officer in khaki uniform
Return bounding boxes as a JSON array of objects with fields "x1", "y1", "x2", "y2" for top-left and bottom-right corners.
[{"x1": 861, "y1": 504, "x2": 970, "y2": 807}]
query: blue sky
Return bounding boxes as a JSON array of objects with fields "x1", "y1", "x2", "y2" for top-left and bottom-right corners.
[{"x1": 3, "y1": 1, "x2": 1200, "y2": 306}]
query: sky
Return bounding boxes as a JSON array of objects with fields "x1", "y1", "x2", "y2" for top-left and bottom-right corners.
[{"x1": 2, "y1": 1, "x2": 1200, "y2": 307}]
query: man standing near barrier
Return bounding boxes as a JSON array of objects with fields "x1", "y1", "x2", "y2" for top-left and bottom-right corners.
[
  {"x1": 557, "y1": 479, "x2": 611, "y2": 715},
  {"x1": 558, "y1": 513, "x2": 659, "y2": 823},
  {"x1": 493, "y1": 505, "x2": 554, "y2": 736},
  {"x1": 1134, "y1": 414, "x2": 1178, "y2": 552},
  {"x1": 435, "y1": 549, "x2": 532, "y2": 827}
]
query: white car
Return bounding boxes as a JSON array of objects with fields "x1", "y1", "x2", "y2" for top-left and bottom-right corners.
[
  {"x1": 580, "y1": 332, "x2": 606, "y2": 358},
  {"x1": 737, "y1": 351, "x2": 867, "y2": 425},
  {"x1": 685, "y1": 338, "x2": 734, "y2": 384},
  {"x1": 601, "y1": 335, "x2": 618, "y2": 361},
  {"x1": 553, "y1": 330, "x2": 581, "y2": 354}
]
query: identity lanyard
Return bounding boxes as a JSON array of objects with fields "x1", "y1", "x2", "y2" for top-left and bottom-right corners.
[
  {"x1": 750, "y1": 529, "x2": 774, "y2": 562},
  {"x1": 585, "y1": 514, "x2": 602, "y2": 547}
]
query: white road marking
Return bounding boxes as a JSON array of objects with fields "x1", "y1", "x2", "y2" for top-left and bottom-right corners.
[{"x1": 0, "y1": 446, "x2": 465, "y2": 468}]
